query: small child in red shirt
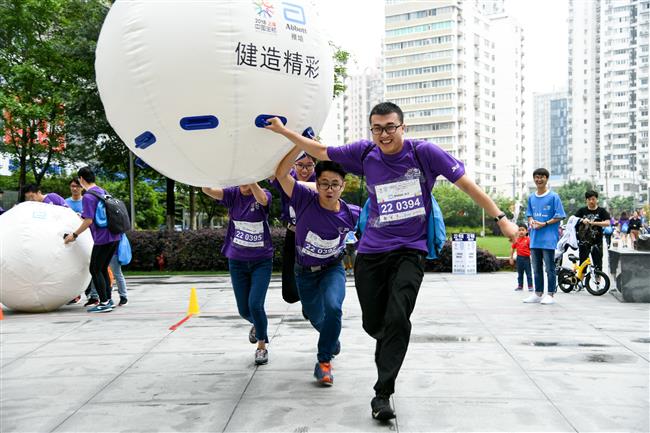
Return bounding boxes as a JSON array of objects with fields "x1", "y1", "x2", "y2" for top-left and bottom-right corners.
[{"x1": 509, "y1": 224, "x2": 533, "y2": 291}]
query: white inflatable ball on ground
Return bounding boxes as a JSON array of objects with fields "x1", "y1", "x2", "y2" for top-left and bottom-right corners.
[
  {"x1": 96, "y1": 0, "x2": 334, "y2": 187},
  {"x1": 0, "y1": 202, "x2": 93, "y2": 313}
]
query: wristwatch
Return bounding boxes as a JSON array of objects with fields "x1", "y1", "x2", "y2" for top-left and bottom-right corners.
[
  {"x1": 494, "y1": 213, "x2": 507, "y2": 222},
  {"x1": 72, "y1": 232, "x2": 78, "y2": 239}
]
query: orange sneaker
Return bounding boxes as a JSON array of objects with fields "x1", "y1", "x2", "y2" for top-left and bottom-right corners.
[{"x1": 313, "y1": 361, "x2": 333, "y2": 386}]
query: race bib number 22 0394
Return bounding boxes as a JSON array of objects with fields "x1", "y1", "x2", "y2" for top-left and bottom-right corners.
[{"x1": 375, "y1": 178, "x2": 425, "y2": 223}]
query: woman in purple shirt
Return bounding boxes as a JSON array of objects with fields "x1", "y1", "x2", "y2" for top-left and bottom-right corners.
[
  {"x1": 269, "y1": 152, "x2": 316, "y2": 304},
  {"x1": 202, "y1": 183, "x2": 273, "y2": 366},
  {"x1": 274, "y1": 146, "x2": 360, "y2": 387},
  {"x1": 265, "y1": 102, "x2": 517, "y2": 420}
]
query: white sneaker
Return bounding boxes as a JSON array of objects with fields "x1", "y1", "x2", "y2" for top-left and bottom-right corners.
[
  {"x1": 523, "y1": 294, "x2": 542, "y2": 303},
  {"x1": 540, "y1": 294, "x2": 556, "y2": 305}
]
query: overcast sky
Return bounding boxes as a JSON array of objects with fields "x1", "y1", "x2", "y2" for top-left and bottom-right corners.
[{"x1": 319, "y1": 0, "x2": 569, "y2": 93}]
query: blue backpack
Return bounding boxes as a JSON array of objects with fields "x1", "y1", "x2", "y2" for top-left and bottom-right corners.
[{"x1": 357, "y1": 142, "x2": 447, "y2": 260}]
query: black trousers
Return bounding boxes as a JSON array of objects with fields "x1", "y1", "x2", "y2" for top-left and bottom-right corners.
[
  {"x1": 354, "y1": 249, "x2": 425, "y2": 397},
  {"x1": 281, "y1": 228, "x2": 300, "y2": 303},
  {"x1": 89, "y1": 241, "x2": 119, "y2": 303},
  {"x1": 579, "y1": 242, "x2": 602, "y2": 271}
]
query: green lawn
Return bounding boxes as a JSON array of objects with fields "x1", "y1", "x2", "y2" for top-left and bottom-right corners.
[{"x1": 476, "y1": 236, "x2": 512, "y2": 257}]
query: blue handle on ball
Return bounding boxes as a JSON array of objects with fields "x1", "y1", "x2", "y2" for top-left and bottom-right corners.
[
  {"x1": 134, "y1": 131, "x2": 156, "y2": 149},
  {"x1": 180, "y1": 115, "x2": 219, "y2": 130},
  {"x1": 255, "y1": 114, "x2": 287, "y2": 128},
  {"x1": 302, "y1": 127, "x2": 315, "y2": 139},
  {"x1": 134, "y1": 157, "x2": 149, "y2": 169}
]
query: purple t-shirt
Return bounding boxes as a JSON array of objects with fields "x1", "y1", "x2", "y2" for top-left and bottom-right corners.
[
  {"x1": 270, "y1": 169, "x2": 316, "y2": 225},
  {"x1": 218, "y1": 187, "x2": 274, "y2": 261},
  {"x1": 81, "y1": 186, "x2": 121, "y2": 245},
  {"x1": 327, "y1": 139, "x2": 465, "y2": 254},
  {"x1": 290, "y1": 182, "x2": 360, "y2": 267},
  {"x1": 43, "y1": 193, "x2": 69, "y2": 207}
]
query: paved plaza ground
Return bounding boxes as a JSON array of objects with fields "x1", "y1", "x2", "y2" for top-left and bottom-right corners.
[{"x1": 1, "y1": 271, "x2": 648, "y2": 432}]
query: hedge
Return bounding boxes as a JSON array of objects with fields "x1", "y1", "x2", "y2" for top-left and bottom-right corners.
[{"x1": 125, "y1": 230, "x2": 503, "y2": 273}]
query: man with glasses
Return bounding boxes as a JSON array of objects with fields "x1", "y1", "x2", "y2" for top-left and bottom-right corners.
[
  {"x1": 264, "y1": 101, "x2": 516, "y2": 420},
  {"x1": 273, "y1": 146, "x2": 360, "y2": 386},
  {"x1": 270, "y1": 152, "x2": 317, "y2": 304},
  {"x1": 65, "y1": 177, "x2": 84, "y2": 215}
]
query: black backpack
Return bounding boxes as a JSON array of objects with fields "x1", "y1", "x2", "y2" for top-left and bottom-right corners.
[{"x1": 85, "y1": 190, "x2": 131, "y2": 235}]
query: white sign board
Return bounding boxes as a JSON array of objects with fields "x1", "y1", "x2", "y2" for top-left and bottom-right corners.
[{"x1": 452, "y1": 233, "x2": 477, "y2": 275}]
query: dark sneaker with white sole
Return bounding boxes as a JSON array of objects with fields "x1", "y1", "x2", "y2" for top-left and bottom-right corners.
[
  {"x1": 249, "y1": 326, "x2": 257, "y2": 344},
  {"x1": 371, "y1": 396, "x2": 396, "y2": 420}
]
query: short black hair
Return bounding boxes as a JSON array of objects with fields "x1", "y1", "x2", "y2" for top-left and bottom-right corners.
[
  {"x1": 369, "y1": 102, "x2": 404, "y2": 124},
  {"x1": 21, "y1": 183, "x2": 40, "y2": 195},
  {"x1": 69, "y1": 177, "x2": 81, "y2": 186},
  {"x1": 532, "y1": 168, "x2": 550, "y2": 178},
  {"x1": 518, "y1": 224, "x2": 528, "y2": 230},
  {"x1": 585, "y1": 190, "x2": 599, "y2": 199},
  {"x1": 315, "y1": 161, "x2": 346, "y2": 181},
  {"x1": 78, "y1": 166, "x2": 96, "y2": 183}
]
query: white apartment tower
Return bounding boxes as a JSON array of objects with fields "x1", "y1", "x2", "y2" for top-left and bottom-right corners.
[
  {"x1": 490, "y1": 13, "x2": 526, "y2": 199},
  {"x1": 569, "y1": 0, "x2": 649, "y2": 203},
  {"x1": 384, "y1": 0, "x2": 525, "y2": 195},
  {"x1": 343, "y1": 66, "x2": 384, "y2": 142}
]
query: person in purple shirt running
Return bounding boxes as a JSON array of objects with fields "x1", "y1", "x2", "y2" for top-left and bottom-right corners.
[
  {"x1": 269, "y1": 152, "x2": 317, "y2": 304},
  {"x1": 265, "y1": 102, "x2": 517, "y2": 421},
  {"x1": 274, "y1": 146, "x2": 360, "y2": 387},
  {"x1": 64, "y1": 167, "x2": 121, "y2": 313},
  {"x1": 202, "y1": 183, "x2": 273, "y2": 366},
  {"x1": 22, "y1": 184, "x2": 69, "y2": 207}
]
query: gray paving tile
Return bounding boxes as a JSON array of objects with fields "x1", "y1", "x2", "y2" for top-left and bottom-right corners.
[
  {"x1": 1, "y1": 271, "x2": 647, "y2": 433},
  {"x1": 51, "y1": 401, "x2": 236, "y2": 433},
  {"x1": 393, "y1": 397, "x2": 574, "y2": 432}
]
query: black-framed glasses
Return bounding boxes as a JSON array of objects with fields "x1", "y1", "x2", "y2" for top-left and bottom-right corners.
[
  {"x1": 317, "y1": 182, "x2": 343, "y2": 191},
  {"x1": 295, "y1": 163, "x2": 315, "y2": 170},
  {"x1": 370, "y1": 124, "x2": 403, "y2": 136}
]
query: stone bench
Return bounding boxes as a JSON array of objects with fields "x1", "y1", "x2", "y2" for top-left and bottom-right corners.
[{"x1": 608, "y1": 248, "x2": 650, "y2": 303}]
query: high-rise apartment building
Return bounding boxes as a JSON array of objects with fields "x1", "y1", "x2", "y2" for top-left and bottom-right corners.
[
  {"x1": 490, "y1": 12, "x2": 526, "y2": 199},
  {"x1": 534, "y1": 91, "x2": 569, "y2": 185},
  {"x1": 342, "y1": 66, "x2": 384, "y2": 143},
  {"x1": 320, "y1": 95, "x2": 345, "y2": 147},
  {"x1": 569, "y1": 0, "x2": 649, "y2": 203},
  {"x1": 384, "y1": 0, "x2": 525, "y2": 195}
]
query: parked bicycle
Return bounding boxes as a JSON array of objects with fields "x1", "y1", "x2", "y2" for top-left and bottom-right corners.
[{"x1": 556, "y1": 248, "x2": 611, "y2": 296}]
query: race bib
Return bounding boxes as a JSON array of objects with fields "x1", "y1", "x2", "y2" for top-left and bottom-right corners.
[
  {"x1": 301, "y1": 231, "x2": 342, "y2": 259},
  {"x1": 232, "y1": 220, "x2": 265, "y2": 248},
  {"x1": 375, "y1": 178, "x2": 425, "y2": 223}
]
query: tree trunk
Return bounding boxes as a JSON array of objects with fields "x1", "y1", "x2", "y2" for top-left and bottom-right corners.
[
  {"x1": 18, "y1": 148, "x2": 27, "y2": 202},
  {"x1": 166, "y1": 177, "x2": 175, "y2": 231},
  {"x1": 189, "y1": 186, "x2": 197, "y2": 230}
]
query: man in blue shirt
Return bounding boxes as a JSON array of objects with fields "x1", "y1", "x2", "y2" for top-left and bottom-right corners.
[
  {"x1": 525, "y1": 168, "x2": 566, "y2": 305},
  {"x1": 65, "y1": 177, "x2": 84, "y2": 215}
]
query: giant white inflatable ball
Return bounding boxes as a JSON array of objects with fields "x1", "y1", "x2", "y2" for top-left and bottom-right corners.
[
  {"x1": 96, "y1": 0, "x2": 334, "y2": 187},
  {"x1": 0, "y1": 202, "x2": 93, "y2": 313}
]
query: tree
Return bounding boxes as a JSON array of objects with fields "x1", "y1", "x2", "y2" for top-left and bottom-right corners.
[
  {"x1": 102, "y1": 178, "x2": 164, "y2": 229},
  {"x1": 555, "y1": 180, "x2": 597, "y2": 217},
  {"x1": 607, "y1": 196, "x2": 636, "y2": 217},
  {"x1": 331, "y1": 43, "x2": 350, "y2": 97},
  {"x1": 0, "y1": 0, "x2": 108, "y2": 195}
]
